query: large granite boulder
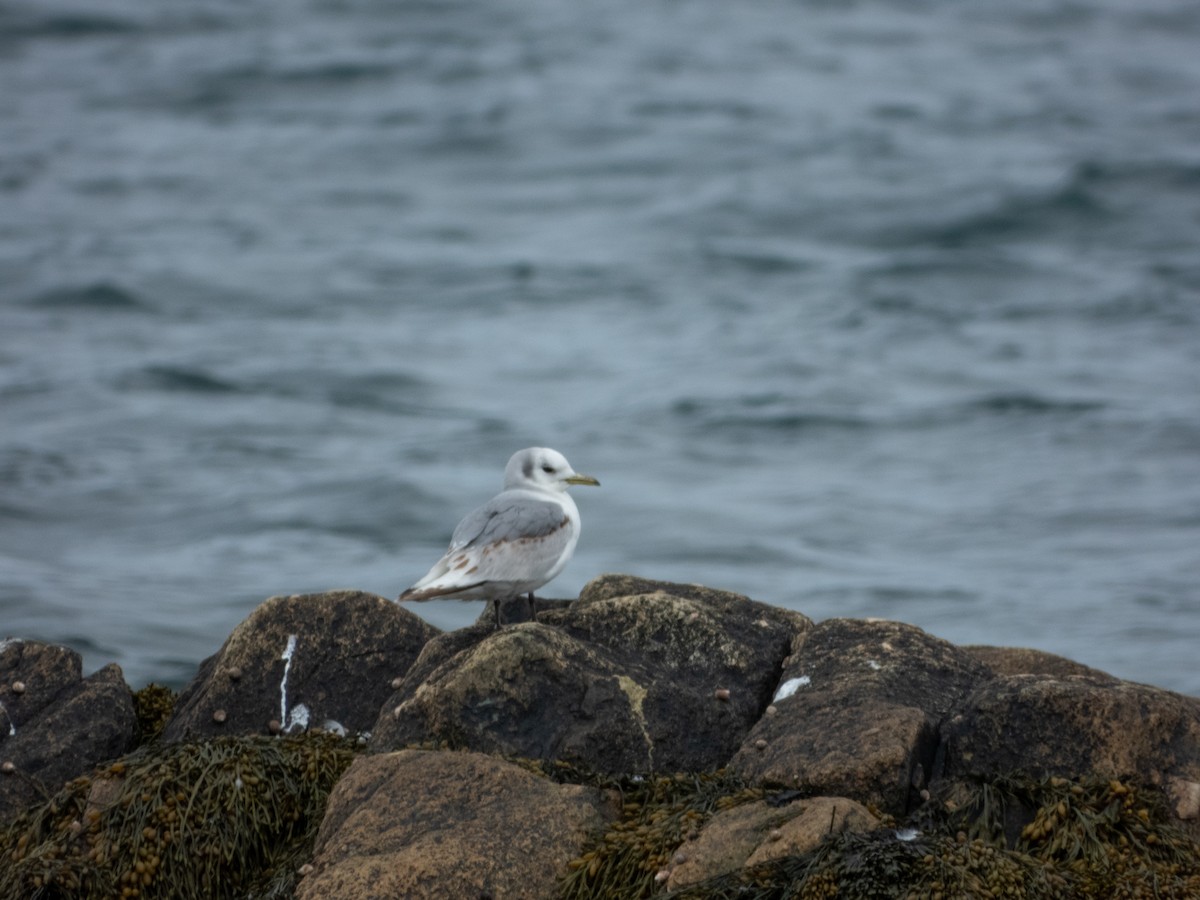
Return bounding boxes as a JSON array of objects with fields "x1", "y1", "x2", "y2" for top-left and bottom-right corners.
[
  {"x1": 729, "y1": 618, "x2": 992, "y2": 815},
  {"x1": 372, "y1": 576, "x2": 810, "y2": 773},
  {"x1": 0, "y1": 639, "x2": 135, "y2": 819},
  {"x1": 936, "y1": 673, "x2": 1200, "y2": 822},
  {"x1": 380, "y1": 623, "x2": 659, "y2": 770},
  {"x1": 164, "y1": 590, "x2": 437, "y2": 742},
  {"x1": 297, "y1": 749, "x2": 616, "y2": 900}
]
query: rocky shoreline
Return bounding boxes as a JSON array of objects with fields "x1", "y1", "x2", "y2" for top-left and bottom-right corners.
[{"x1": 3, "y1": 574, "x2": 1200, "y2": 898}]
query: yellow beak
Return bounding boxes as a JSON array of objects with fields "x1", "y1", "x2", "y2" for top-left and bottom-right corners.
[{"x1": 565, "y1": 473, "x2": 600, "y2": 487}]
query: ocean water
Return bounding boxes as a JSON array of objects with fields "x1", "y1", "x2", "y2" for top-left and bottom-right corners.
[{"x1": 2, "y1": 0, "x2": 1199, "y2": 693}]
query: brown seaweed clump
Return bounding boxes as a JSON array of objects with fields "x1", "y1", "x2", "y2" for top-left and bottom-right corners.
[
  {"x1": 0, "y1": 732, "x2": 357, "y2": 900},
  {"x1": 663, "y1": 828, "x2": 1067, "y2": 900},
  {"x1": 656, "y1": 774, "x2": 1200, "y2": 900},
  {"x1": 988, "y1": 774, "x2": 1200, "y2": 899},
  {"x1": 131, "y1": 684, "x2": 177, "y2": 748}
]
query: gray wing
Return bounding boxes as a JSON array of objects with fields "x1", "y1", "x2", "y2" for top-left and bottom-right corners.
[
  {"x1": 401, "y1": 493, "x2": 575, "y2": 600},
  {"x1": 446, "y1": 494, "x2": 573, "y2": 582},
  {"x1": 449, "y1": 494, "x2": 569, "y2": 551}
]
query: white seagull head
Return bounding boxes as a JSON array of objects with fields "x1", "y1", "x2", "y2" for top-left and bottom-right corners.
[{"x1": 503, "y1": 447, "x2": 600, "y2": 493}]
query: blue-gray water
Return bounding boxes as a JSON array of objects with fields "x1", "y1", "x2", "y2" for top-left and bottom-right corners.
[{"x1": 2, "y1": 0, "x2": 1199, "y2": 693}]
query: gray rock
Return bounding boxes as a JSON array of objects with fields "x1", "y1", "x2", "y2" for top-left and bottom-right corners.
[
  {"x1": 730, "y1": 618, "x2": 992, "y2": 815},
  {"x1": 936, "y1": 674, "x2": 1200, "y2": 789},
  {"x1": 163, "y1": 590, "x2": 437, "y2": 742},
  {"x1": 963, "y1": 645, "x2": 1119, "y2": 682},
  {"x1": 379, "y1": 623, "x2": 655, "y2": 770},
  {"x1": 372, "y1": 575, "x2": 810, "y2": 773},
  {"x1": 0, "y1": 639, "x2": 81, "y2": 729},
  {"x1": 1, "y1": 640, "x2": 135, "y2": 819}
]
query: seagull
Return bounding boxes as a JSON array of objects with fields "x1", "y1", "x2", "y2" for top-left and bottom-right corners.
[{"x1": 399, "y1": 447, "x2": 599, "y2": 626}]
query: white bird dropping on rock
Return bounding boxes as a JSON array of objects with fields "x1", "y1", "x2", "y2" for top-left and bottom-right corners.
[
  {"x1": 398, "y1": 448, "x2": 599, "y2": 625},
  {"x1": 773, "y1": 675, "x2": 811, "y2": 703}
]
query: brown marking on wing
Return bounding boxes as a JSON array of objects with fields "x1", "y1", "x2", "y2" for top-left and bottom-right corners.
[{"x1": 399, "y1": 515, "x2": 573, "y2": 603}]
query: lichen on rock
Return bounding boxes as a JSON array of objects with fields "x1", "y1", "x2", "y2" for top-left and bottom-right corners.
[{"x1": 373, "y1": 575, "x2": 810, "y2": 774}]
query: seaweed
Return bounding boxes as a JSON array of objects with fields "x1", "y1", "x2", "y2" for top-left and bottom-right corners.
[
  {"x1": 650, "y1": 774, "x2": 1200, "y2": 900},
  {"x1": 0, "y1": 732, "x2": 357, "y2": 900},
  {"x1": 131, "y1": 684, "x2": 177, "y2": 749},
  {"x1": 557, "y1": 766, "x2": 764, "y2": 900},
  {"x1": 8, "y1": 737, "x2": 1200, "y2": 900}
]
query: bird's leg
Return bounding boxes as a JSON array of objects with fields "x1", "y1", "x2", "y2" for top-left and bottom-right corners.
[
  {"x1": 526, "y1": 591, "x2": 536, "y2": 619},
  {"x1": 492, "y1": 599, "x2": 502, "y2": 630}
]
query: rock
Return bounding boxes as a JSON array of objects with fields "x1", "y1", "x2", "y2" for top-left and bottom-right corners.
[
  {"x1": 8, "y1": 576, "x2": 1200, "y2": 896},
  {"x1": 743, "y1": 796, "x2": 878, "y2": 866},
  {"x1": 378, "y1": 623, "x2": 656, "y2": 769},
  {"x1": 1, "y1": 640, "x2": 135, "y2": 820},
  {"x1": 372, "y1": 576, "x2": 809, "y2": 773},
  {"x1": 297, "y1": 749, "x2": 615, "y2": 900},
  {"x1": 744, "y1": 699, "x2": 934, "y2": 815},
  {"x1": 541, "y1": 577, "x2": 810, "y2": 770},
  {"x1": 576, "y1": 573, "x2": 767, "y2": 608},
  {"x1": 963, "y1": 645, "x2": 1118, "y2": 682},
  {"x1": 1167, "y1": 775, "x2": 1200, "y2": 821},
  {"x1": 555, "y1": 576, "x2": 810, "y2": 684},
  {"x1": 666, "y1": 795, "x2": 879, "y2": 890},
  {"x1": 729, "y1": 618, "x2": 992, "y2": 815},
  {"x1": 936, "y1": 674, "x2": 1200, "y2": 793},
  {"x1": 387, "y1": 620, "x2": 502, "y2": 698},
  {"x1": 164, "y1": 590, "x2": 437, "y2": 742},
  {"x1": 0, "y1": 639, "x2": 81, "y2": 727}
]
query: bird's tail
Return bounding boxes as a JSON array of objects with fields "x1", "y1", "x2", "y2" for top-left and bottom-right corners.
[{"x1": 398, "y1": 582, "x2": 485, "y2": 603}]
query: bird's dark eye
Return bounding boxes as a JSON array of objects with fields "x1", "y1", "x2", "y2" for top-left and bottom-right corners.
[{"x1": 541, "y1": 464, "x2": 556, "y2": 474}]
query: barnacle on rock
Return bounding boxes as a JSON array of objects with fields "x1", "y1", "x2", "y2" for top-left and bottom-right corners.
[{"x1": 0, "y1": 732, "x2": 357, "y2": 900}]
